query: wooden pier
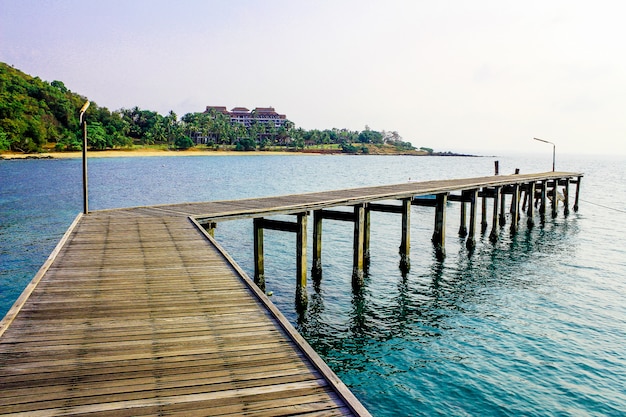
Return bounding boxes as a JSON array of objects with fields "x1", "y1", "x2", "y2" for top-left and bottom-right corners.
[{"x1": 0, "y1": 171, "x2": 581, "y2": 416}]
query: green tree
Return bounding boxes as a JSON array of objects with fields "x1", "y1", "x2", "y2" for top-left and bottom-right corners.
[
  {"x1": 174, "y1": 135, "x2": 194, "y2": 150},
  {"x1": 420, "y1": 147, "x2": 433, "y2": 154},
  {"x1": 358, "y1": 128, "x2": 383, "y2": 144},
  {"x1": 87, "y1": 121, "x2": 110, "y2": 150},
  {"x1": 0, "y1": 130, "x2": 10, "y2": 150},
  {"x1": 235, "y1": 137, "x2": 256, "y2": 151}
]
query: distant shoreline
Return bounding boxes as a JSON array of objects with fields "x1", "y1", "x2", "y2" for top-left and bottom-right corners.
[
  {"x1": 0, "y1": 148, "x2": 480, "y2": 160},
  {"x1": 0, "y1": 149, "x2": 320, "y2": 159}
]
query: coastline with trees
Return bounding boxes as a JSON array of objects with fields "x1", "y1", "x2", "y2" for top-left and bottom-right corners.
[{"x1": 1, "y1": 62, "x2": 465, "y2": 158}]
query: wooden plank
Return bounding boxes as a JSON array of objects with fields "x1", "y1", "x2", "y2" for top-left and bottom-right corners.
[{"x1": 0, "y1": 214, "x2": 367, "y2": 416}]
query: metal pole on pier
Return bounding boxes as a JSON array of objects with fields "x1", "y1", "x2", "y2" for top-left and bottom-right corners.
[{"x1": 79, "y1": 101, "x2": 90, "y2": 214}]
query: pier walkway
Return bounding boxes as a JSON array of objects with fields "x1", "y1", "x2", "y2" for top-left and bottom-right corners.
[{"x1": 0, "y1": 172, "x2": 581, "y2": 416}]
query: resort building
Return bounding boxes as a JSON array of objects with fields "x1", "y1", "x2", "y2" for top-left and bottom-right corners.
[{"x1": 205, "y1": 106, "x2": 288, "y2": 128}]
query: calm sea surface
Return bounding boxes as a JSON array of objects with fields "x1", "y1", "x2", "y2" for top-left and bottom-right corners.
[{"x1": 1, "y1": 154, "x2": 625, "y2": 416}]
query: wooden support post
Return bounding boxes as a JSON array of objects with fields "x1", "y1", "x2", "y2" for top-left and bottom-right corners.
[
  {"x1": 563, "y1": 178, "x2": 570, "y2": 216},
  {"x1": 431, "y1": 193, "x2": 447, "y2": 259},
  {"x1": 399, "y1": 199, "x2": 411, "y2": 271},
  {"x1": 499, "y1": 191, "x2": 507, "y2": 226},
  {"x1": 296, "y1": 213, "x2": 308, "y2": 310},
  {"x1": 490, "y1": 187, "x2": 500, "y2": 242},
  {"x1": 510, "y1": 184, "x2": 520, "y2": 234},
  {"x1": 253, "y1": 216, "x2": 308, "y2": 309},
  {"x1": 312, "y1": 210, "x2": 323, "y2": 280},
  {"x1": 458, "y1": 195, "x2": 468, "y2": 237},
  {"x1": 551, "y1": 180, "x2": 558, "y2": 218},
  {"x1": 352, "y1": 204, "x2": 366, "y2": 287},
  {"x1": 253, "y1": 218, "x2": 265, "y2": 292},
  {"x1": 574, "y1": 176, "x2": 582, "y2": 212},
  {"x1": 540, "y1": 180, "x2": 547, "y2": 218},
  {"x1": 481, "y1": 191, "x2": 488, "y2": 233},
  {"x1": 527, "y1": 182, "x2": 536, "y2": 228},
  {"x1": 202, "y1": 221, "x2": 217, "y2": 237},
  {"x1": 466, "y1": 189, "x2": 478, "y2": 251},
  {"x1": 364, "y1": 205, "x2": 371, "y2": 268}
]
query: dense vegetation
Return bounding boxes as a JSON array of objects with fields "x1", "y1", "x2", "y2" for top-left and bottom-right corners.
[{"x1": 0, "y1": 62, "x2": 418, "y2": 154}]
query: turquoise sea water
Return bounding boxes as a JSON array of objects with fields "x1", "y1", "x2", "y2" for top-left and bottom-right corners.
[{"x1": 1, "y1": 154, "x2": 625, "y2": 416}]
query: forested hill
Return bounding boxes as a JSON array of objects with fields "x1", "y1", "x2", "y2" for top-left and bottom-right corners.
[
  {"x1": 0, "y1": 62, "x2": 197, "y2": 152},
  {"x1": 0, "y1": 62, "x2": 421, "y2": 154},
  {"x1": 0, "y1": 62, "x2": 91, "y2": 152}
]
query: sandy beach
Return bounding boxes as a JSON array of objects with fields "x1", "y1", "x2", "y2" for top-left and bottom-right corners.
[{"x1": 0, "y1": 149, "x2": 320, "y2": 159}]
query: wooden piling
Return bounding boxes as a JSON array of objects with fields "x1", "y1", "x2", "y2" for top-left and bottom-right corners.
[
  {"x1": 466, "y1": 189, "x2": 478, "y2": 251},
  {"x1": 499, "y1": 190, "x2": 507, "y2": 226},
  {"x1": 353, "y1": 204, "x2": 366, "y2": 287},
  {"x1": 481, "y1": 191, "x2": 488, "y2": 233},
  {"x1": 400, "y1": 199, "x2": 411, "y2": 271},
  {"x1": 490, "y1": 186, "x2": 501, "y2": 242},
  {"x1": 527, "y1": 182, "x2": 536, "y2": 228},
  {"x1": 312, "y1": 210, "x2": 323, "y2": 280},
  {"x1": 540, "y1": 180, "x2": 547, "y2": 217},
  {"x1": 364, "y1": 205, "x2": 371, "y2": 268},
  {"x1": 458, "y1": 195, "x2": 468, "y2": 237},
  {"x1": 432, "y1": 193, "x2": 447, "y2": 259},
  {"x1": 551, "y1": 180, "x2": 558, "y2": 218},
  {"x1": 574, "y1": 176, "x2": 582, "y2": 212},
  {"x1": 563, "y1": 178, "x2": 570, "y2": 216},
  {"x1": 202, "y1": 221, "x2": 217, "y2": 237},
  {"x1": 253, "y1": 218, "x2": 265, "y2": 291},
  {"x1": 296, "y1": 212, "x2": 308, "y2": 309},
  {"x1": 510, "y1": 184, "x2": 520, "y2": 234}
]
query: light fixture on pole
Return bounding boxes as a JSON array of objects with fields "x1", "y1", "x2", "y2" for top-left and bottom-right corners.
[
  {"x1": 533, "y1": 137, "x2": 555, "y2": 172},
  {"x1": 80, "y1": 101, "x2": 90, "y2": 214}
]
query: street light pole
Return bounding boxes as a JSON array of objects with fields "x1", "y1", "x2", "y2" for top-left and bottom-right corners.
[
  {"x1": 533, "y1": 137, "x2": 555, "y2": 172},
  {"x1": 80, "y1": 101, "x2": 90, "y2": 214}
]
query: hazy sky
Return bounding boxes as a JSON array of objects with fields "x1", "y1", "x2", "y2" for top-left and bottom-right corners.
[{"x1": 1, "y1": 0, "x2": 625, "y2": 154}]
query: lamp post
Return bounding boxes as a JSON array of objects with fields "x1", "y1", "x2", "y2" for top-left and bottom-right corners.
[
  {"x1": 533, "y1": 137, "x2": 555, "y2": 172},
  {"x1": 80, "y1": 101, "x2": 90, "y2": 214}
]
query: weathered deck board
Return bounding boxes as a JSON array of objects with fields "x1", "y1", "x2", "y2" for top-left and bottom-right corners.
[
  {"x1": 0, "y1": 214, "x2": 368, "y2": 416},
  {"x1": 0, "y1": 172, "x2": 582, "y2": 416}
]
